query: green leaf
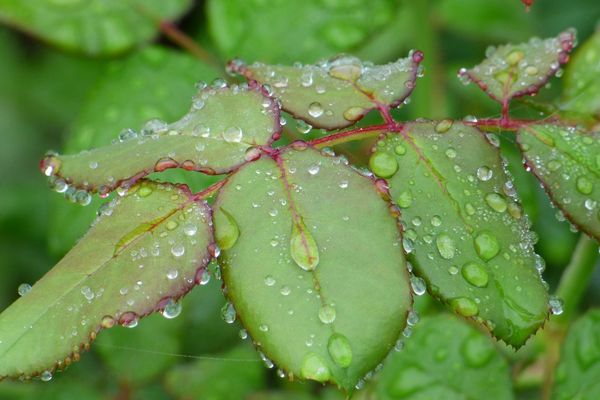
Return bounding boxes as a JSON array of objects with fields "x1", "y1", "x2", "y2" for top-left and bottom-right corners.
[
  {"x1": 518, "y1": 124, "x2": 600, "y2": 240},
  {"x1": 213, "y1": 145, "x2": 411, "y2": 390},
  {"x1": 206, "y1": 0, "x2": 397, "y2": 64},
  {"x1": 43, "y1": 82, "x2": 280, "y2": 194},
  {"x1": 231, "y1": 53, "x2": 422, "y2": 130},
  {"x1": 562, "y1": 29, "x2": 600, "y2": 118},
  {"x1": 366, "y1": 315, "x2": 514, "y2": 399},
  {"x1": 552, "y1": 309, "x2": 600, "y2": 400},
  {"x1": 0, "y1": 180, "x2": 212, "y2": 379},
  {"x1": 0, "y1": 0, "x2": 191, "y2": 55},
  {"x1": 372, "y1": 121, "x2": 549, "y2": 347},
  {"x1": 459, "y1": 30, "x2": 576, "y2": 103},
  {"x1": 47, "y1": 46, "x2": 218, "y2": 256},
  {"x1": 164, "y1": 343, "x2": 265, "y2": 400}
]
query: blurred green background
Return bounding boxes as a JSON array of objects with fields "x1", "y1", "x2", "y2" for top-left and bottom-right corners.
[{"x1": 0, "y1": 0, "x2": 599, "y2": 399}]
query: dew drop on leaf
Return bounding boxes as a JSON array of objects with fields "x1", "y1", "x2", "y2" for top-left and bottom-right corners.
[
  {"x1": 436, "y1": 233, "x2": 456, "y2": 260},
  {"x1": 161, "y1": 299, "x2": 182, "y2": 319},
  {"x1": 301, "y1": 353, "x2": 331, "y2": 382},
  {"x1": 328, "y1": 333, "x2": 353, "y2": 368},
  {"x1": 17, "y1": 283, "x2": 31, "y2": 297},
  {"x1": 410, "y1": 276, "x2": 427, "y2": 296},
  {"x1": 549, "y1": 295, "x2": 564, "y2": 315},
  {"x1": 434, "y1": 119, "x2": 453, "y2": 134},
  {"x1": 215, "y1": 207, "x2": 240, "y2": 250},
  {"x1": 576, "y1": 176, "x2": 593, "y2": 195},
  {"x1": 40, "y1": 371, "x2": 53, "y2": 382},
  {"x1": 369, "y1": 151, "x2": 398, "y2": 178},
  {"x1": 308, "y1": 102, "x2": 324, "y2": 118},
  {"x1": 221, "y1": 302, "x2": 237, "y2": 324},
  {"x1": 318, "y1": 305, "x2": 336, "y2": 324},
  {"x1": 290, "y1": 218, "x2": 320, "y2": 271},
  {"x1": 223, "y1": 126, "x2": 243, "y2": 143},
  {"x1": 476, "y1": 166, "x2": 493, "y2": 181},
  {"x1": 451, "y1": 297, "x2": 479, "y2": 317},
  {"x1": 474, "y1": 232, "x2": 500, "y2": 261},
  {"x1": 461, "y1": 262, "x2": 489, "y2": 288},
  {"x1": 485, "y1": 193, "x2": 508, "y2": 213}
]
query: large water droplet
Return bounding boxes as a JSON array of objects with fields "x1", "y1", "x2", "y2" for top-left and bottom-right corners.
[
  {"x1": 576, "y1": 176, "x2": 593, "y2": 195},
  {"x1": 435, "y1": 119, "x2": 453, "y2": 134},
  {"x1": 476, "y1": 166, "x2": 493, "y2": 181},
  {"x1": 301, "y1": 353, "x2": 331, "y2": 382},
  {"x1": 461, "y1": 262, "x2": 489, "y2": 287},
  {"x1": 223, "y1": 126, "x2": 243, "y2": 143},
  {"x1": 308, "y1": 102, "x2": 324, "y2": 118},
  {"x1": 318, "y1": 305, "x2": 336, "y2": 324},
  {"x1": 397, "y1": 191, "x2": 413, "y2": 208},
  {"x1": 474, "y1": 232, "x2": 500, "y2": 261},
  {"x1": 162, "y1": 299, "x2": 182, "y2": 319},
  {"x1": 410, "y1": 276, "x2": 427, "y2": 296},
  {"x1": 485, "y1": 193, "x2": 508, "y2": 213},
  {"x1": 369, "y1": 151, "x2": 398, "y2": 178},
  {"x1": 40, "y1": 370, "x2": 53, "y2": 382},
  {"x1": 549, "y1": 295, "x2": 564, "y2": 315},
  {"x1": 215, "y1": 207, "x2": 240, "y2": 250},
  {"x1": 221, "y1": 302, "x2": 237, "y2": 324},
  {"x1": 290, "y1": 218, "x2": 320, "y2": 271},
  {"x1": 328, "y1": 333, "x2": 353, "y2": 368},
  {"x1": 436, "y1": 233, "x2": 456, "y2": 259},
  {"x1": 327, "y1": 55, "x2": 363, "y2": 81},
  {"x1": 450, "y1": 297, "x2": 479, "y2": 317},
  {"x1": 17, "y1": 283, "x2": 31, "y2": 297}
]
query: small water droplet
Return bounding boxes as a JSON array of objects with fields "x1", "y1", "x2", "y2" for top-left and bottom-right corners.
[
  {"x1": 549, "y1": 295, "x2": 564, "y2": 315},
  {"x1": 308, "y1": 102, "x2": 324, "y2": 118},
  {"x1": 461, "y1": 262, "x2": 489, "y2": 287},
  {"x1": 17, "y1": 283, "x2": 31, "y2": 297},
  {"x1": 410, "y1": 276, "x2": 427, "y2": 296},
  {"x1": 476, "y1": 166, "x2": 493, "y2": 181},
  {"x1": 474, "y1": 232, "x2": 500, "y2": 261},
  {"x1": 40, "y1": 371, "x2": 53, "y2": 382},
  {"x1": 328, "y1": 333, "x2": 352, "y2": 368},
  {"x1": 221, "y1": 302, "x2": 236, "y2": 324},
  {"x1": 576, "y1": 176, "x2": 593, "y2": 194},
  {"x1": 301, "y1": 353, "x2": 331, "y2": 382},
  {"x1": 435, "y1": 119, "x2": 453, "y2": 133},
  {"x1": 171, "y1": 244, "x2": 185, "y2": 257},
  {"x1": 318, "y1": 305, "x2": 336, "y2": 324},
  {"x1": 450, "y1": 297, "x2": 479, "y2": 317},
  {"x1": 223, "y1": 126, "x2": 243, "y2": 143},
  {"x1": 369, "y1": 151, "x2": 398, "y2": 178},
  {"x1": 436, "y1": 233, "x2": 456, "y2": 260},
  {"x1": 162, "y1": 298, "x2": 182, "y2": 319},
  {"x1": 290, "y1": 218, "x2": 320, "y2": 271},
  {"x1": 485, "y1": 193, "x2": 508, "y2": 213}
]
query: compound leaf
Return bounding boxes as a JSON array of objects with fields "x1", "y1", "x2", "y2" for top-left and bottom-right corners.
[
  {"x1": 206, "y1": 0, "x2": 397, "y2": 65},
  {"x1": 518, "y1": 124, "x2": 600, "y2": 240},
  {"x1": 231, "y1": 52, "x2": 422, "y2": 130},
  {"x1": 0, "y1": 0, "x2": 191, "y2": 55},
  {"x1": 366, "y1": 315, "x2": 513, "y2": 400},
  {"x1": 42, "y1": 83, "x2": 280, "y2": 194},
  {"x1": 562, "y1": 29, "x2": 600, "y2": 118},
  {"x1": 459, "y1": 30, "x2": 576, "y2": 104},
  {"x1": 552, "y1": 309, "x2": 600, "y2": 400},
  {"x1": 371, "y1": 121, "x2": 549, "y2": 347},
  {"x1": 214, "y1": 145, "x2": 411, "y2": 391},
  {"x1": 0, "y1": 181, "x2": 212, "y2": 379}
]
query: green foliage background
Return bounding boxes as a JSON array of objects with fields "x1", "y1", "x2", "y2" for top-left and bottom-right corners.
[{"x1": 0, "y1": 0, "x2": 599, "y2": 399}]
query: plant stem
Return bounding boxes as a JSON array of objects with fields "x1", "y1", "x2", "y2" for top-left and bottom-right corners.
[
  {"x1": 310, "y1": 124, "x2": 399, "y2": 149},
  {"x1": 158, "y1": 21, "x2": 222, "y2": 70},
  {"x1": 191, "y1": 178, "x2": 229, "y2": 201},
  {"x1": 555, "y1": 234, "x2": 599, "y2": 324}
]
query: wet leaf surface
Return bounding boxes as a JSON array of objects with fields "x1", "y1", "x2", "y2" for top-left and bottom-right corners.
[
  {"x1": 0, "y1": 181, "x2": 212, "y2": 379},
  {"x1": 518, "y1": 124, "x2": 600, "y2": 240},
  {"x1": 214, "y1": 145, "x2": 411, "y2": 390},
  {"x1": 459, "y1": 30, "x2": 575, "y2": 103},
  {"x1": 232, "y1": 53, "x2": 422, "y2": 130},
  {"x1": 372, "y1": 121, "x2": 549, "y2": 347}
]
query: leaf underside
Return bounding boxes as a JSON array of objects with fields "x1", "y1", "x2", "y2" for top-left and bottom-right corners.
[
  {"x1": 214, "y1": 145, "x2": 411, "y2": 390},
  {"x1": 41, "y1": 84, "x2": 280, "y2": 194},
  {"x1": 372, "y1": 121, "x2": 549, "y2": 347},
  {"x1": 0, "y1": 0, "x2": 191, "y2": 55},
  {"x1": 518, "y1": 124, "x2": 600, "y2": 240},
  {"x1": 0, "y1": 181, "x2": 212, "y2": 379},
  {"x1": 372, "y1": 315, "x2": 513, "y2": 400},
  {"x1": 460, "y1": 30, "x2": 575, "y2": 103},
  {"x1": 232, "y1": 52, "x2": 422, "y2": 130},
  {"x1": 552, "y1": 309, "x2": 600, "y2": 400}
]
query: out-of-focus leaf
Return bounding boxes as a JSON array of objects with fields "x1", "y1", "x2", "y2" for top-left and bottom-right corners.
[
  {"x1": 232, "y1": 53, "x2": 422, "y2": 130},
  {"x1": 459, "y1": 30, "x2": 575, "y2": 104},
  {"x1": 0, "y1": 181, "x2": 212, "y2": 379},
  {"x1": 518, "y1": 124, "x2": 600, "y2": 240},
  {"x1": 552, "y1": 309, "x2": 600, "y2": 399},
  {"x1": 214, "y1": 146, "x2": 411, "y2": 390},
  {"x1": 48, "y1": 46, "x2": 218, "y2": 255},
  {"x1": 438, "y1": 0, "x2": 533, "y2": 42},
  {"x1": 373, "y1": 121, "x2": 549, "y2": 347},
  {"x1": 95, "y1": 313, "x2": 184, "y2": 384},
  {"x1": 165, "y1": 343, "x2": 265, "y2": 400},
  {"x1": 206, "y1": 0, "x2": 396, "y2": 64},
  {"x1": 42, "y1": 82, "x2": 279, "y2": 194},
  {"x1": 0, "y1": 0, "x2": 191, "y2": 55},
  {"x1": 562, "y1": 29, "x2": 600, "y2": 118},
  {"x1": 363, "y1": 315, "x2": 513, "y2": 399}
]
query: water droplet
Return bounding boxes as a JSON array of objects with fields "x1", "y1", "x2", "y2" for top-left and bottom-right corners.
[
  {"x1": 171, "y1": 244, "x2": 185, "y2": 257},
  {"x1": 221, "y1": 302, "x2": 236, "y2": 324},
  {"x1": 450, "y1": 297, "x2": 479, "y2": 317},
  {"x1": 40, "y1": 371, "x2": 53, "y2": 382},
  {"x1": 476, "y1": 166, "x2": 493, "y2": 181},
  {"x1": 239, "y1": 329, "x2": 248, "y2": 340},
  {"x1": 17, "y1": 283, "x2": 31, "y2": 297},
  {"x1": 215, "y1": 207, "x2": 240, "y2": 250},
  {"x1": 436, "y1": 233, "x2": 456, "y2": 260},
  {"x1": 506, "y1": 50, "x2": 525, "y2": 66},
  {"x1": 397, "y1": 191, "x2": 413, "y2": 208},
  {"x1": 549, "y1": 295, "x2": 564, "y2": 315},
  {"x1": 328, "y1": 55, "x2": 363, "y2": 81},
  {"x1": 301, "y1": 353, "x2": 331, "y2": 382},
  {"x1": 410, "y1": 276, "x2": 427, "y2": 296},
  {"x1": 394, "y1": 144, "x2": 406, "y2": 155},
  {"x1": 525, "y1": 66, "x2": 538, "y2": 76},
  {"x1": 290, "y1": 218, "x2": 320, "y2": 271},
  {"x1": 120, "y1": 312, "x2": 139, "y2": 328},
  {"x1": 101, "y1": 315, "x2": 115, "y2": 329},
  {"x1": 162, "y1": 299, "x2": 182, "y2": 319},
  {"x1": 138, "y1": 186, "x2": 153, "y2": 197},
  {"x1": 259, "y1": 324, "x2": 269, "y2": 332},
  {"x1": 485, "y1": 193, "x2": 508, "y2": 213},
  {"x1": 328, "y1": 333, "x2": 353, "y2": 368},
  {"x1": 474, "y1": 232, "x2": 500, "y2": 261},
  {"x1": 166, "y1": 269, "x2": 179, "y2": 280},
  {"x1": 435, "y1": 119, "x2": 453, "y2": 133},
  {"x1": 196, "y1": 268, "x2": 211, "y2": 285},
  {"x1": 280, "y1": 285, "x2": 291, "y2": 296},
  {"x1": 308, "y1": 163, "x2": 320, "y2": 175},
  {"x1": 296, "y1": 119, "x2": 312, "y2": 134},
  {"x1": 407, "y1": 310, "x2": 420, "y2": 326},
  {"x1": 308, "y1": 102, "x2": 324, "y2": 118},
  {"x1": 318, "y1": 305, "x2": 336, "y2": 324},
  {"x1": 461, "y1": 262, "x2": 489, "y2": 287},
  {"x1": 369, "y1": 151, "x2": 398, "y2": 178},
  {"x1": 223, "y1": 126, "x2": 243, "y2": 143},
  {"x1": 343, "y1": 106, "x2": 365, "y2": 121},
  {"x1": 264, "y1": 275, "x2": 276, "y2": 286},
  {"x1": 576, "y1": 176, "x2": 593, "y2": 194}
]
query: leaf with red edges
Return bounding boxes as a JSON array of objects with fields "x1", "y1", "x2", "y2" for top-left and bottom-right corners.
[
  {"x1": 518, "y1": 124, "x2": 600, "y2": 240},
  {"x1": 229, "y1": 52, "x2": 423, "y2": 130},
  {"x1": 0, "y1": 180, "x2": 212, "y2": 379},
  {"x1": 458, "y1": 30, "x2": 575, "y2": 104},
  {"x1": 40, "y1": 83, "x2": 281, "y2": 195}
]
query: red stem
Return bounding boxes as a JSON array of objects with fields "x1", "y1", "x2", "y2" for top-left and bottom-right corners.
[
  {"x1": 310, "y1": 123, "x2": 401, "y2": 148},
  {"x1": 191, "y1": 179, "x2": 228, "y2": 201}
]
